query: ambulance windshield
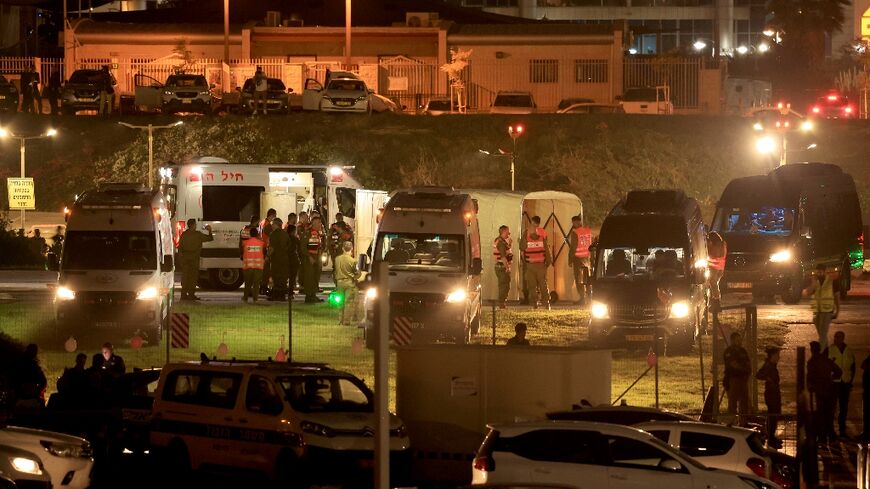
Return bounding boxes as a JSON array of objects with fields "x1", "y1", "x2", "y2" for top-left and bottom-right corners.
[
  {"x1": 63, "y1": 231, "x2": 156, "y2": 270},
  {"x1": 377, "y1": 233, "x2": 465, "y2": 272}
]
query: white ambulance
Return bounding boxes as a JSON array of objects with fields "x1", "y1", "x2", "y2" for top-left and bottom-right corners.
[
  {"x1": 55, "y1": 184, "x2": 174, "y2": 345},
  {"x1": 159, "y1": 157, "x2": 386, "y2": 290}
]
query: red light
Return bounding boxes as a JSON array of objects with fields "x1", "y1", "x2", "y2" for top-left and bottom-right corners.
[
  {"x1": 189, "y1": 173, "x2": 200, "y2": 182},
  {"x1": 827, "y1": 94, "x2": 838, "y2": 101},
  {"x1": 845, "y1": 106, "x2": 853, "y2": 113},
  {"x1": 174, "y1": 220, "x2": 186, "y2": 248},
  {"x1": 473, "y1": 456, "x2": 493, "y2": 472},
  {"x1": 746, "y1": 457, "x2": 766, "y2": 477},
  {"x1": 812, "y1": 106, "x2": 820, "y2": 113}
]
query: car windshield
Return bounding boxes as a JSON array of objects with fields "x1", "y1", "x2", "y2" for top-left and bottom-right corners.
[
  {"x1": 377, "y1": 233, "x2": 465, "y2": 272},
  {"x1": 63, "y1": 231, "x2": 156, "y2": 270},
  {"x1": 69, "y1": 71, "x2": 103, "y2": 84},
  {"x1": 714, "y1": 207, "x2": 794, "y2": 236},
  {"x1": 428, "y1": 100, "x2": 451, "y2": 111},
  {"x1": 166, "y1": 75, "x2": 207, "y2": 87},
  {"x1": 327, "y1": 80, "x2": 365, "y2": 92},
  {"x1": 596, "y1": 247, "x2": 686, "y2": 280},
  {"x1": 277, "y1": 375, "x2": 372, "y2": 413},
  {"x1": 494, "y1": 94, "x2": 533, "y2": 107}
]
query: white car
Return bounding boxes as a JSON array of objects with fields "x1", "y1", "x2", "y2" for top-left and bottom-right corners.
[
  {"x1": 490, "y1": 91, "x2": 536, "y2": 114},
  {"x1": 619, "y1": 87, "x2": 674, "y2": 115},
  {"x1": 472, "y1": 421, "x2": 781, "y2": 489},
  {"x1": 0, "y1": 426, "x2": 93, "y2": 489},
  {"x1": 320, "y1": 78, "x2": 370, "y2": 113},
  {"x1": 635, "y1": 421, "x2": 796, "y2": 489}
]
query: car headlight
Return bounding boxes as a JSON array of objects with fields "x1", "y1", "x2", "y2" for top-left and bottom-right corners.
[
  {"x1": 670, "y1": 301, "x2": 690, "y2": 319},
  {"x1": 40, "y1": 440, "x2": 84, "y2": 458},
  {"x1": 10, "y1": 457, "x2": 42, "y2": 475},
  {"x1": 164, "y1": 90, "x2": 172, "y2": 95},
  {"x1": 300, "y1": 421, "x2": 335, "y2": 438},
  {"x1": 199, "y1": 91, "x2": 210, "y2": 95},
  {"x1": 357, "y1": 95, "x2": 368, "y2": 101},
  {"x1": 591, "y1": 301, "x2": 609, "y2": 319},
  {"x1": 366, "y1": 288, "x2": 377, "y2": 299},
  {"x1": 56, "y1": 286, "x2": 75, "y2": 301},
  {"x1": 752, "y1": 122, "x2": 763, "y2": 131},
  {"x1": 136, "y1": 287, "x2": 158, "y2": 300},
  {"x1": 769, "y1": 249, "x2": 792, "y2": 263},
  {"x1": 801, "y1": 120, "x2": 813, "y2": 131},
  {"x1": 445, "y1": 289, "x2": 467, "y2": 303}
]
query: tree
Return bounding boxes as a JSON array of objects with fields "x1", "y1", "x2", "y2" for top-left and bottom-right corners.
[
  {"x1": 440, "y1": 49, "x2": 472, "y2": 114},
  {"x1": 172, "y1": 39, "x2": 196, "y2": 72},
  {"x1": 767, "y1": 0, "x2": 849, "y2": 73}
]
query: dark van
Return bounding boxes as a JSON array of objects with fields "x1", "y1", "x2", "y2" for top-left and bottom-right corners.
[
  {"x1": 711, "y1": 162, "x2": 863, "y2": 303},
  {"x1": 589, "y1": 190, "x2": 709, "y2": 354}
]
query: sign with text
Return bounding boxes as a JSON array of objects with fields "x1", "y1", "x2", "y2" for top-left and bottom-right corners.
[{"x1": 7, "y1": 178, "x2": 35, "y2": 210}]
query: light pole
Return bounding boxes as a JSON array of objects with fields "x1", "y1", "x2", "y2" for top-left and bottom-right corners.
[
  {"x1": 345, "y1": 0, "x2": 352, "y2": 68},
  {"x1": 0, "y1": 127, "x2": 57, "y2": 231},
  {"x1": 223, "y1": 0, "x2": 230, "y2": 64},
  {"x1": 118, "y1": 121, "x2": 183, "y2": 188},
  {"x1": 507, "y1": 124, "x2": 524, "y2": 191}
]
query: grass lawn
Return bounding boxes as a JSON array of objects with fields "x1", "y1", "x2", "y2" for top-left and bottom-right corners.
[{"x1": 1, "y1": 296, "x2": 788, "y2": 413}]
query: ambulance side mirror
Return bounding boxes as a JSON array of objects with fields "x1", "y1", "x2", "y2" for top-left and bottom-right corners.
[
  {"x1": 161, "y1": 254, "x2": 174, "y2": 272},
  {"x1": 471, "y1": 257, "x2": 482, "y2": 275},
  {"x1": 358, "y1": 253, "x2": 369, "y2": 272}
]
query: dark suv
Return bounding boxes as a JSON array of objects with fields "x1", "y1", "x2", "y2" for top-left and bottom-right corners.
[
  {"x1": 240, "y1": 77, "x2": 290, "y2": 114},
  {"x1": 61, "y1": 69, "x2": 107, "y2": 115},
  {"x1": 0, "y1": 76, "x2": 18, "y2": 112}
]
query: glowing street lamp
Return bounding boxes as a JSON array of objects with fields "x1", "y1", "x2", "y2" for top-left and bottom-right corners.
[
  {"x1": 736, "y1": 45, "x2": 750, "y2": 55},
  {"x1": 507, "y1": 124, "x2": 524, "y2": 191},
  {"x1": 693, "y1": 40, "x2": 707, "y2": 51},
  {"x1": 0, "y1": 127, "x2": 58, "y2": 230}
]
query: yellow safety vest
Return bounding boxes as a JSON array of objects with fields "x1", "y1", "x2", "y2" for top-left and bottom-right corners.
[
  {"x1": 829, "y1": 345, "x2": 855, "y2": 384},
  {"x1": 811, "y1": 276, "x2": 835, "y2": 313}
]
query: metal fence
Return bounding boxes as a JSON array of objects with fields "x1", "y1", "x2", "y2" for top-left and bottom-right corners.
[{"x1": 624, "y1": 56, "x2": 703, "y2": 109}]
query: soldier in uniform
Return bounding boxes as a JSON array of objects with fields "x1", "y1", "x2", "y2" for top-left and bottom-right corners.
[
  {"x1": 178, "y1": 218, "x2": 213, "y2": 300},
  {"x1": 520, "y1": 225, "x2": 552, "y2": 310},
  {"x1": 334, "y1": 241, "x2": 362, "y2": 324},
  {"x1": 259, "y1": 208, "x2": 277, "y2": 297},
  {"x1": 268, "y1": 218, "x2": 291, "y2": 301},
  {"x1": 286, "y1": 224, "x2": 302, "y2": 299},
  {"x1": 568, "y1": 215, "x2": 592, "y2": 305},
  {"x1": 492, "y1": 225, "x2": 513, "y2": 309},
  {"x1": 300, "y1": 216, "x2": 325, "y2": 303}
]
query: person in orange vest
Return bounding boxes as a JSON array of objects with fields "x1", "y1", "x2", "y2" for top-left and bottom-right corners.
[
  {"x1": 707, "y1": 231, "x2": 727, "y2": 310},
  {"x1": 238, "y1": 214, "x2": 259, "y2": 257},
  {"x1": 300, "y1": 216, "x2": 325, "y2": 303},
  {"x1": 521, "y1": 216, "x2": 547, "y2": 304},
  {"x1": 568, "y1": 215, "x2": 592, "y2": 305},
  {"x1": 241, "y1": 227, "x2": 266, "y2": 303},
  {"x1": 520, "y1": 225, "x2": 552, "y2": 310},
  {"x1": 492, "y1": 225, "x2": 513, "y2": 309}
]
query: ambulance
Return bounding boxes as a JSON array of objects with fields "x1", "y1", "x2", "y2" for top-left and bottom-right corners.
[{"x1": 159, "y1": 157, "x2": 386, "y2": 290}]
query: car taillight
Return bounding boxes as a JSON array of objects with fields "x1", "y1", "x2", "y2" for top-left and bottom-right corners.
[
  {"x1": 812, "y1": 106, "x2": 820, "y2": 114},
  {"x1": 473, "y1": 456, "x2": 493, "y2": 472},
  {"x1": 746, "y1": 457, "x2": 766, "y2": 477},
  {"x1": 845, "y1": 106, "x2": 854, "y2": 114}
]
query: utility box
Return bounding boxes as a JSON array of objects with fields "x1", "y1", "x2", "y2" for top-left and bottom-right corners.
[{"x1": 396, "y1": 344, "x2": 611, "y2": 483}]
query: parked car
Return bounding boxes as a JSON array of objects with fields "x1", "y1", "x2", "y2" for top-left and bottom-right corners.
[
  {"x1": 319, "y1": 78, "x2": 371, "y2": 113},
  {"x1": 557, "y1": 97, "x2": 594, "y2": 111},
  {"x1": 161, "y1": 74, "x2": 215, "y2": 114},
  {"x1": 240, "y1": 77, "x2": 290, "y2": 114},
  {"x1": 547, "y1": 404, "x2": 695, "y2": 424},
  {"x1": 490, "y1": 91, "x2": 536, "y2": 114},
  {"x1": 809, "y1": 92, "x2": 855, "y2": 119},
  {"x1": 150, "y1": 361, "x2": 410, "y2": 483},
  {"x1": 423, "y1": 96, "x2": 453, "y2": 115},
  {"x1": 635, "y1": 421, "x2": 796, "y2": 489},
  {"x1": 0, "y1": 426, "x2": 93, "y2": 489},
  {"x1": 619, "y1": 87, "x2": 673, "y2": 114},
  {"x1": 61, "y1": 69, "x2": 106, "y2": 115},
  {"x1": 0, "y1": 443, "x2": 52, "y2": 489},
  {"x1": 0, "y1": 76, "x2": 18, "y2": 112},
  {"x1": 370, "y1": 93, "x2": 401, "y2": 113},
  {"x1": 557, "y1": 103, "x2": 623, "y2": 114},
  {"x1": 472, "y1": 422, "x2": 781, "y2": 489}
]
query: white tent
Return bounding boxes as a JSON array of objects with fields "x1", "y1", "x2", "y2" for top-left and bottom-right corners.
[{"x1": 468, "y1": 190, "x2": 584, "y2": 303}]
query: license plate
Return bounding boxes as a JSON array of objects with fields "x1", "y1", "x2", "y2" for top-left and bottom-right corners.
[
  {"x1": 80, "y1": 97, "x2": 95, "y2": 102},
  {"x1": 95, "y1": 321, "x2": 118, "y2": 328},
  {"x1": 182, "y1": 99, "x2": 191, "y2": 104},
  {"x1": 626, "y1": 334, "x2": 653, "y2": 342},
  {"x1": 410, "y1": 321, "x2": 424, "y2": 329},
  {"x1": 728, "y1": 282, "x2": 752, "y2": 289},
  {"x1": 336, "y1": 101, "x2": 352, "y2": 106}
]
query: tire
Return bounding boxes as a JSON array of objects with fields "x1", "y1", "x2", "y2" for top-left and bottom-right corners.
[
  {"x1": 208, "y1": 268, "x2": 243, "y2": 290},
  {"x1": 274, "y1": 449, "x2": 307, "y2": 487}
]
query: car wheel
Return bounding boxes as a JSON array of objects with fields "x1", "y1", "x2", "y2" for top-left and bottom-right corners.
[
  {"x1": 275, "y1": 449, "x2": 308, "y2": 487},
  {"x1": 208, "y1": 268, "x2": 243, "y2": 290},
  {"x1": 781, "y1": 280, "x2": 802, "y2": 305}
]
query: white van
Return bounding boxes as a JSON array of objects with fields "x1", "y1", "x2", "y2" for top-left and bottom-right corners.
[
  {"x1": 150, "y1": 361, "x2": 411, "y2": 483},
  {"x1": 363, "y1": 188, "x2": 483, "y2": 345},
  {"x1": 54, "y1": 184, "x2": 174, "y2": 345}
]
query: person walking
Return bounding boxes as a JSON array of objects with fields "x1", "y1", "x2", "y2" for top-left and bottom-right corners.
[
  {"x1": 520, "y1": 225, "x2": 551, "y2": 310},
  {"x1": 241, "y1": 227, "x2": 266, "y2": 302},
  {"x1": 492, "y1": 225, "x2": 513, "y2": 309},
  {"x1": 98, "y1": 65, "x2": 116, "y2": 117},
  {"x1": 259, "y1": 208, "x2": 277, "y2": 297},
  {"x1": 707, "y1": 231, "x2": 727, "y2": 310},
  {"x1": 268, "y1": 218, "x2": 291, "y2": 301},
  {"x1": 286, "y1": 224, "x2": 302, "y2": 299},
  {"x1": 723, "y1": 331, "x2": 751, "y2": 423},
  {"x1": 178, "y1": 218, "x2": 213, "y2": 300},
  {"x1": 506, "y1": 322, "x2": 530, "y2": 346},
  {"x1": 828, "y1": 331, "x2": 856, "y2": 437},
  {"x1": 568, "y1": 215, "x2": 592, "y2": 305},
  {"x1": 300, "y1": 216, "x2": 325, "y2": 303},
  {"x1": 756, "y1": 346, "x2": 783, "y2": 448},
  {"x1": 334, "y1": 241, "x2": 362, "y2": 324},
  {"x1": 804, "y1": 264, "x2": 839, "y2": 351},
  {"x1": 19, "y1": 65, "x2": 37, "y2": 113},
  {"x1": 252, "y1": 66, "x2": 268, "y2": 115},
  {"x1": 807, "y1": 340, "x2": 842, "y2": 442}
]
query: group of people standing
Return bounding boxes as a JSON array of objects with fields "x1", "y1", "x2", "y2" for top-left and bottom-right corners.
[{"x1": 14, "y1": 64, "x2": 115, "y2": 116}]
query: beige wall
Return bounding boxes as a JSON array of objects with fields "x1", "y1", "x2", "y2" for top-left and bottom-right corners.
[{"x1": 249, "y1": 27, "x2": 442, "y2": 60}]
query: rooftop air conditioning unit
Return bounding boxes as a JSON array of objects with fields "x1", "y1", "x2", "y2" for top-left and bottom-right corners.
[
  {"x1": 406, "y1": 12, "x2": 439, "y2": 27},
  {"x1": 266, "y1": 11, "x2": 282, "y2": 27}
]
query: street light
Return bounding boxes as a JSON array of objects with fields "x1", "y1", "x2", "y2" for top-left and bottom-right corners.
[
  {"x1": 0, "y1": 127, "x2": 58, "y2": 230},
  {"x1": 693, "y1": 40, "x2": 707, "y2": 51},
  {"x1": 118, "y1": 121, "x2": 183, "y2": 188},
  {"x1": 507, "y1": 124, "x2": 524, "y2": 191}
]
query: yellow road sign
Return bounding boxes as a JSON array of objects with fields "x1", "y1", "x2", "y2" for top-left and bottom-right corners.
[{"x1": 7, "y1": 178, "x2": 35, "y2": 210}]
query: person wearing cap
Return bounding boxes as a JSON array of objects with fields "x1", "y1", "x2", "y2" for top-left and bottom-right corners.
[
  {"x1": 520, "y1": 223, "x2": 552, "y2": 310},
  {"x1": 756, "y1": 346, "x2": 783, "y2": 448},
  {"x1": 803, "y1": 263, "x2": 840, "y2": 351}
]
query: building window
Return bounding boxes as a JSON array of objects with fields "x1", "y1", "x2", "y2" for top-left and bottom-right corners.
[
  {"x1": 530, "y1": 59, "x2": 559, "y2": 83},
  {"x1": 575, "y1": 59, "x2": 609, "y2": 83}
]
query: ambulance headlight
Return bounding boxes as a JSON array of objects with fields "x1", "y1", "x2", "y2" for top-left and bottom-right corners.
[
  {"x1": 591, "y1": 301, "x2": 609, "y2": 319},
  {"x1": 769, "y1": 249, "x2": 792, "y2": 263},
  {"x1": 136, "y1": 287, "x2": 159, "y2": 300},
  {"x1": 445, "y1": 289, "x2": 467, "y2": 303},
  {"x1": 670, "y1": 301, "x2": 690, "y2": 319},
  {"x1": 56, "y1": 286, "x2": 76, "y2": 301}
]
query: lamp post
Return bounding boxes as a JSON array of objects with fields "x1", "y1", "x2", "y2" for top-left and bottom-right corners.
[
  {"x1": 0, "y1": 127, "x2": 57, "y2": 231},
  {"x1": 118, "y1": 121, "x2": 183, "y2": 188},
  {"x1": 345, "y1": 0, "x2": 352, "y2": 68},
  {"x1": 507, "y1": 124, "x2": 524, "y2": 191},
  {"x1": 223, "y1": 0, "x2": 230, "y2": 64}
]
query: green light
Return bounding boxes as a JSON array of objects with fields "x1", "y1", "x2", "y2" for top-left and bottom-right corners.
[{"x1": 328, "y1": 291, "x2": 345, "y2": 307}]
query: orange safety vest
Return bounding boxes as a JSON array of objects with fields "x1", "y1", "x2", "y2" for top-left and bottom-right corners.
[
  {"x1": 242, "y1": 237, "x2": 265, "y2": 270},
  {"x1": 573, "y1": 227, "x2": 592, "y2": 259},
  {"x1": 524, "y1": 233, "x2": 546, "y2": 264},
  {"x1": 492, "y1": 236, "x2": 513, "y2": 264},
  {"x1": 306, "y1": 228, "x2": 322, "y2": 255},
  {"x1": 708, "y1": 241, "x2": 727, "y2": 271}
]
